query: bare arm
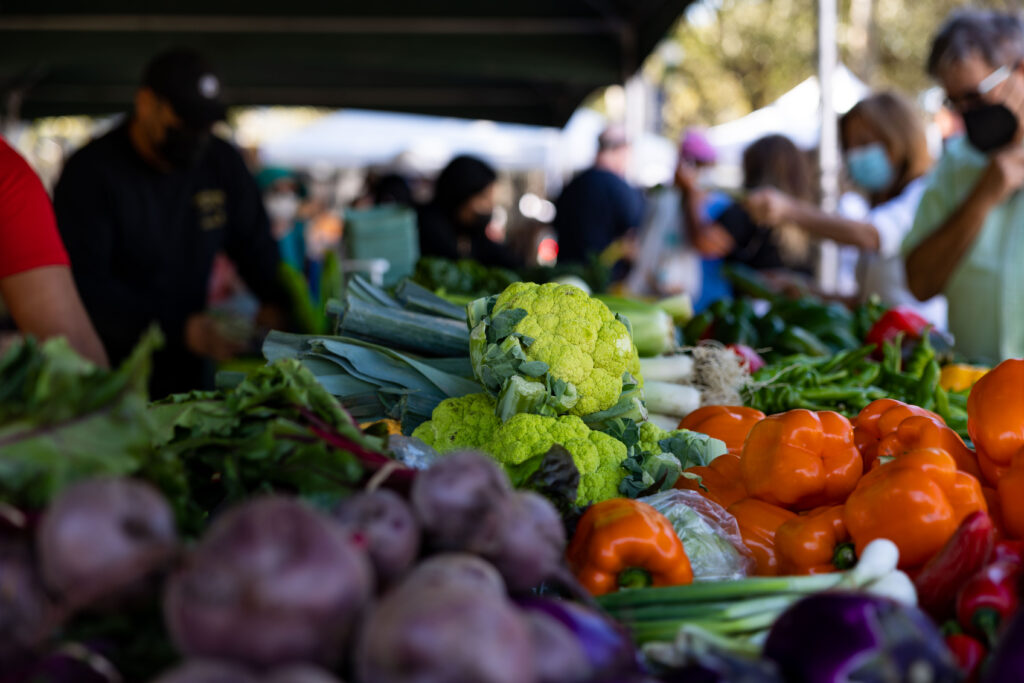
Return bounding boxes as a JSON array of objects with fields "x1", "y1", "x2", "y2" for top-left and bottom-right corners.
[
  {"x1": 1, "y1": 265, "x2": 109, "y2": 367},
  {"x1": 906, "y1": 146, "x2": 1024, "y2": 301},
  {"x1": 746, "y1": 188, "x2": 880, "y2": 251}
]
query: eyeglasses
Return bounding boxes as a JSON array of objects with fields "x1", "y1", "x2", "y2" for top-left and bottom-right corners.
[{"x1": 945, "y1": 64, "x2": 1013, "y2": 112}]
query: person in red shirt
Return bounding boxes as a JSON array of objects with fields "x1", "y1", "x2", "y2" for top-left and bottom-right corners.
[{"x1": 0, "y1": 137, "x2": 108, "y2": 366}]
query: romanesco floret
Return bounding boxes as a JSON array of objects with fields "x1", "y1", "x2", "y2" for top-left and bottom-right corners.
[
  {"x1": 411, "y1": 393, "x2": 500, "y2": 452},
  {"x1": 487, "y1": 282, "x2": 641, "y2": 416},
  {"x1": 412, "y1": 393, "x2": 627, "y2": 505}
]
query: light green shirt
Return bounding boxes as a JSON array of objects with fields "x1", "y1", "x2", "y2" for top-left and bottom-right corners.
[{"x1": 904, "y1": 137, "x2": 1024, "y2": 364}]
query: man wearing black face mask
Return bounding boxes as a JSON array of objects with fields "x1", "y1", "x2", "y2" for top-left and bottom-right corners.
[
  {"x1": 53, "y1": 48, "x2": 289, "y2": 397},
  {"x1": 904, "y1": 10, "x2": 1024, "y2": 364}
]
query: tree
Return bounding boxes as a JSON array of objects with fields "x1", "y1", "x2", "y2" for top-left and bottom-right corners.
[{"x1": 648, "y1": 0, "x2": 1019, "y2": 138}]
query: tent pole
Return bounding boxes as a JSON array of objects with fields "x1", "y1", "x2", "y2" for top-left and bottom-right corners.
[{"x1": 816, "y1": 0, "x2": 841, "y2": 294}]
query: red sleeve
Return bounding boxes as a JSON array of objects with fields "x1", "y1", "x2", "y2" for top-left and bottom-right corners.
[{"x1": 0, "y1": 138, "x2": 69, "y2": 279}]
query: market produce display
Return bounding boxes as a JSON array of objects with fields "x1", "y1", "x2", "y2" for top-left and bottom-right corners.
[{"x1": 4, "y1": 265, "x2": 1024, "y2": 682}]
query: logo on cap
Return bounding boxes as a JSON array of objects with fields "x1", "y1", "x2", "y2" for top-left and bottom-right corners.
[{"x1": 198, "y1": 74, "x2": 220, "y2": 100}]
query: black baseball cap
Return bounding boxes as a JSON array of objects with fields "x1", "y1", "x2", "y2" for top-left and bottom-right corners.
[{"x1": 141, "y1": 48, "x2": 227, "y2": 127}]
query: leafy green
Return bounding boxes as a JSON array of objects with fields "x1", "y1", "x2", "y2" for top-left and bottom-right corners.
[
  {"x1": 0, "y1": 330, "x2": 163, "y2": 507},
  {"x1": 658, "y1": 431, "x2": 728, "y2": 470},
  {"x1": 149, "y1": 359, "x2": 378, "y2": 533}
]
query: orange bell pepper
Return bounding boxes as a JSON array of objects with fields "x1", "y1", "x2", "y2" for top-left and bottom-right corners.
[
  {"x1": 675, "y1": 452, "x2": 747, "y2": 509},
  {"x1": 968, "y1": 359, "x2": 1024, "y2": 484},
  {"x1": 727, "y1": 498, "x2": 797, "y2": 576},
  {"x1": 740, "y1": 409, "x2": 862, "y2": 511},
  {"x1": 566, "y1": 498, "x2": 693, "y2": 596},
  {"x1": 997, "y1": 447, "x2": 1024, "y2": 540},
  {"x1": 853, "y1": 398, "x2": 943, "y2": 468},
  {"x1": 844, "y1": 448, "x2": 987, "y2": 568},
  {"x1": 775, "y1": 506, "x2": 854, "y2": 575},
  {"x1": 679, "y1": 405, "x2": 766, "y2": 454},
  {"x1": 874, "y1": 415, "x2": 982, "y2": 479}
]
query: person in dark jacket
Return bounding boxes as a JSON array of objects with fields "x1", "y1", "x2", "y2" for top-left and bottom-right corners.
[
  {"x1": 417, "y1": 155, "x2": 519, "y2": 268},
  {"x1": 53, "y1": 48, "x2": 289, "y2": 397}
]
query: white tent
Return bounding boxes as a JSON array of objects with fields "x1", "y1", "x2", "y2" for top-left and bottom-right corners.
[
  {"x1": 259, "y1": 107, "x2": 677, "y2": 189},
  {"x1": 706, "y1": 64, "x2": 870, "y2": 168}
]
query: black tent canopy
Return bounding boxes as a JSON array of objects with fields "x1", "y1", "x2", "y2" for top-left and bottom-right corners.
[{"x1": 0, "y1": 1, "x2": 691, "y2": 125}]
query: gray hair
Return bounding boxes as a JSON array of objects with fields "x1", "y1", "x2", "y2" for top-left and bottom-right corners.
[{"x1": 928, "y1": 9, "x2": 1024, "y2": 77}]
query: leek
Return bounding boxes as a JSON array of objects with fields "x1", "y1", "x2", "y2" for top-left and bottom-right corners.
[{"x1": 642, "y1": 380, "x2": 701, "y2": 419}]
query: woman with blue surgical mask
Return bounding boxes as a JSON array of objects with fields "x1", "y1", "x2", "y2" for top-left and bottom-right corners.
[{"x1": 745, "y1": 92, "x2": 948, "y2": 330}]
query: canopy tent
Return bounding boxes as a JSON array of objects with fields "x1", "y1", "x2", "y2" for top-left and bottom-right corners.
[
  {"x1": 259, "y1": 106, "x2": 678, "y2": 187},
  {"x1": 706, "y1": 64, "x2": 870, "y2": 167},
  {"x1": 0, "y1": 1, "x2": 692, "y2": 126}
]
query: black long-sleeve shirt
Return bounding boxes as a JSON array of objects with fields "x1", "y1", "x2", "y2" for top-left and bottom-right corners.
[{"x1": 53, "y1": 122, "x2": 285, "y2": 397}]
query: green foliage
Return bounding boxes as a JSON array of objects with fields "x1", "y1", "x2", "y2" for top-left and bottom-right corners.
[{"x1": 0, "y1": 330, "x2": 162, "y2": 507}]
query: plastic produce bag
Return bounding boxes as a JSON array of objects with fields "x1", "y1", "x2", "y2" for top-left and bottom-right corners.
[
  {"x1": 639, "y1": 489, "x2": 755, "y2": 582},
  {"x1": 387, "y1": 435, "x2": 440, "y2": 470}
]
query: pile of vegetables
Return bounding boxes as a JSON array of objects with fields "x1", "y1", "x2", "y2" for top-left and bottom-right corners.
[{"x1": 10, "y1": 256, "x2": 1024, "y2": 682}]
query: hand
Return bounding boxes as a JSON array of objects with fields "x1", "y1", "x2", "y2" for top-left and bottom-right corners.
[
  {"x1": 980, "y1": 145, "x2": 1024, "y2": 205},
  {"x1": 184, "y1": 313, "x2": 246, "y2": 362},
  {"x1": 674, "y1": 161, "x2": 699, "y2": 192},
  {"x1": 745, "y1": 188, "x2": 793, "y2": 226},
  {"x1": 691, "y1": 222, "x2": 735, "y2": 259}
]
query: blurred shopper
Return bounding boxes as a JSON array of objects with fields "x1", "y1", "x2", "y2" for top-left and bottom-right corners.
[
  {"x1": 625, "y1": 129, "x2": 723, "y2": 302},
  {"x1": 417, "y1": 155, "x2": 518, "y2": 268},
  {"x1": 258, "y1": 167, "x2": 306, "y2": 272},
  {"x1": 554, "y1": 125, "x2": 645, "y2": 264},
  {"x1": 744, "y1": 93, "x2": 947, "y2": 328},
  {"x1": 53, "y1": 48, "x2": 289, "y2": 397},
  {"x1": 0, "y1": 138, "x2": 107, "y2": 365},
  {"x1": 697, "y1": 135, "x2": 814, "y2": 274},
  {"x1": 904, "y1": 9, "x2": 1024, "y2": 362}
]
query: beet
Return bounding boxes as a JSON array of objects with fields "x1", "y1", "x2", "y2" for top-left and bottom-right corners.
[
  {"x1": 522, "y1": 610, "x2": 592, "y2": 683},
  {"x1": 151, "y1": 660, "x2": 259, "y2": 683},
  {"x1": 152, "y1": 661, "x2": 344, "y2": 683},
  {"x1": 334, "y1": 489, "x2": 420, "y2": 588},
  {"x1": 411, "y1": 451, "x2": 512, "y2": 551},
  {"x1": 37, "y1": 477, "x2": 177, "y2": 610},
  {"x1": 355, "y1": 581, "x2": 535, "y2": 683},
  {"x1": 0, "y1": 538, "x2": 59, "y2": 663},
  {"x1": 164, "y1": 496, "x2": 373, "y2": 668},
  {"x1": 263, "y1": 665, "x2": 344, "y2": 683},
  {"x1": 395, "y1": 553, "x2": 507, "y2": 598},
  {"x1": 468, "y1": 491, "x2": 566, "y2": 593}
]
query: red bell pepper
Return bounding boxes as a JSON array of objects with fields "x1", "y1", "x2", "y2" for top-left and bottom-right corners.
[
  {"x1": 956, "y1": 561, "x2": 1021, "y2": 646},
  {"x1": 914, "y1": 511, "x2": 996, "y2": 619},
  {"x1": 992, "y1": 540, "x2": 1024, "y2": 566},
  {"x1": 944, "y1": 633, "x2": 986, "y2": 682},
  {"x1": 865, "y1": 307, "x2": 930, "y2": 347}
]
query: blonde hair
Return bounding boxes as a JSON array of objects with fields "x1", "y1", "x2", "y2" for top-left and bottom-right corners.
[{"x1": 840, "y1": 92, "x2": 932, "y2": 205}]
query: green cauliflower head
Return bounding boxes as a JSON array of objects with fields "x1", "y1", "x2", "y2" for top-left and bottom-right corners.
[
  {"x1": 412, "y1": 393, "x2": 627, "y2": 505},
  {"x1": 490, "y1": 282, "x2": 641, "y2": 416}
]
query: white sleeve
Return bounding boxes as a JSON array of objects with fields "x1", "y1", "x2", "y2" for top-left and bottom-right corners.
[{"x1": 866, "y1": 178, "x2": 927, "y2": 258}]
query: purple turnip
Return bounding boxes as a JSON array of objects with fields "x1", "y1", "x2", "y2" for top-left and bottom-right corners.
[
  {"x1": 37, "y1": 477, "x2": 177, "y2": 611},
  {"x1": 355, "y1": 578, "x2": 536, "y2": 683},
  {"x1": 467, "y1": 491, "x2": 566, "y2": 593},
  {"x1": 164, "y1": 496, "x2": 373, "y2": 668},
  {"x1": 522, "y1": 610, "x2": 592, "y2": 683},
  {"x1": 410, "y1": 451, "x2": 511, "y2": 551},
  {"x1": 334, "y1": 489, "x2": 420, "y2": 588},
  {"x1": 0, "y1": 538, "x2": 59, "y2": 663},
  {"x1": 395, "y1": 553, "x2": 506, "y2": 598}
]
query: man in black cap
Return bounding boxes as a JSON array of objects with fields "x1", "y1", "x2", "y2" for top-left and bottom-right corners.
[{"x1": 53, "y1": 48, "x2": 288, "y2": 397}]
